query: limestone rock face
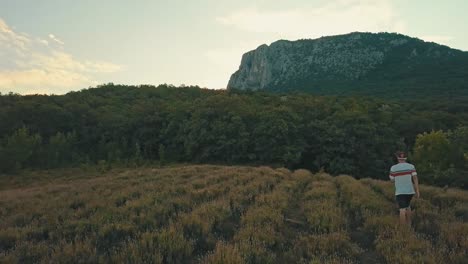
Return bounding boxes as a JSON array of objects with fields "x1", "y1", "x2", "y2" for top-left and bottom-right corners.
[{"x1": 227, "y1": 32, "x2": 465, "y2": 94}]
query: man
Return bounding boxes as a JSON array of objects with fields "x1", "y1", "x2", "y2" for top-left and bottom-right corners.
[{"x1": 389, "y1": 151, "x2": 420, "y2": 225}]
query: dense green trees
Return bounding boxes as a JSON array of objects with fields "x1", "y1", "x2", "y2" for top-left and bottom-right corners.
[
  {"x1": 1, "y1": 84, "x2": 467, "y2": 188},
  {"x1": 413, "y1": 128, "x2": 468, "y2": 188},
  {"x1": 0, "y1": 127, "x2": 41, "y2": 172}
]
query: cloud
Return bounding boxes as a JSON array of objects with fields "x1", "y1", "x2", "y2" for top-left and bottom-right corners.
[
  {"x1": 0, "y1": 18, "x2": 30, "y2": 53},
  {"x1": 48, "y1": 34, "x2": 64, "y2": 45},
  {"x1": 210, "y1": 0, "x2": 410, "y2": 88},
  {"x1": 0, "y1": 69, "x2": 96, "y2": 95},
  {"x1": 0, "y1": 18, "x2": 122, "y2": 95},
  {"x1": 84, "y1": 61, "x2": 123, "y2": 73},
  {"x1": 217, "y1": 0, "x2": 406, "y2": 40},
  {"x1": 37, "y1": 38, "x2": 49, "y2": 46}
]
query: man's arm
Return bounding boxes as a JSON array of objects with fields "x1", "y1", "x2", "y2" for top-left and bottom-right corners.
[{"x1": 412, "y1": 174, "x2": 420, "y2": 198}]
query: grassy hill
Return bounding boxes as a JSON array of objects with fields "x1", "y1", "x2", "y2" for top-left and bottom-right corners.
[{"x1": 1, "y1": 165, "x2": 467, "y2": 263}]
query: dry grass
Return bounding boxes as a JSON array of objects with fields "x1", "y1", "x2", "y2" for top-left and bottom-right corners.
[{"x1": 1, "y1": 165, "x2": 467, "y2": 263}]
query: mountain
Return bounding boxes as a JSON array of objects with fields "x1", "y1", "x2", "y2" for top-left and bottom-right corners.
[{"x1": 227, "y1": 32, "x2": 468, "y2": 98}]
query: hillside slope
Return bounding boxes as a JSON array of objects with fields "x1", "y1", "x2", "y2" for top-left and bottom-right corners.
[
  {"x1": 1, "y1": 165, "x2": 467, "y2": 263},
  {"x1": 228, "y1": 32, "x2": 468, "y2": 98}
]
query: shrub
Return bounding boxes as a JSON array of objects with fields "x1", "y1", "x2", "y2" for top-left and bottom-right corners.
[
  {"x1": 109, "y1": 233, "x2": 163, "y2": 264},
  {"x1": 154, "y1": 226, "x2": 193, "y2": 263},
  {"x1": 70, "y1": 199, "x2": 86, "y2": 210},
  {"x1": 237, "y1": 239, "x2": 276, "y2": 264},
  {"x1": 375, "y1": 227, "x2": 441, "y2": 264},
  {"x1": 0, "y1": 228, "x2": 18, "y2": 252},
  {"x1": 202, "y1": 241, "x2": 244, "y2": 264},
  {"x1": 115, "y1": 196, "x2": 128, "y2": 207},
  {"x1": 45, "y1": 240, "x2": 98, "y2": 263},
  {"x1": 292, "y1": 233, "x2": 362, "y2": 261},
  {"x1": 438, "y1": 222, "x2": 468, "y2": 256},
  {"x1": 305, "y1": 203, "x2": 346, "y2": 234},
  {"x1": 412, "y1": 199, "x2": 443, "y2": 238},
  {"x1": 8, "y1": 241, "x2": 50, "y2": 264},
  {"x1": 96, "y1": 224, "x2": 136, "y2": 254},
  {"x1": 454, "y1": 205, "x2": 468, "y2": 222}
]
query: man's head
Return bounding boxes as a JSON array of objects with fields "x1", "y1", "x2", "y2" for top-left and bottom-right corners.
[{"x1": 395, "y1": 151, "x2": 407, "y2": 162}]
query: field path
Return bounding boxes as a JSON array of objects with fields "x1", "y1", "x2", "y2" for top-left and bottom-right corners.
[{"x1": 335, "y1": 176, "x2": 386, "y2": 264}]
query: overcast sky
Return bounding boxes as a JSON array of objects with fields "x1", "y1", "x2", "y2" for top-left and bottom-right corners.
[{"x1": 1, "y1": 0, "x2": 467, "y2": 94}]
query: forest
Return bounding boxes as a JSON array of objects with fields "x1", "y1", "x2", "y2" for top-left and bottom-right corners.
[{"x1": 1, "y1": 83, "x2": 467, "y2": 188}]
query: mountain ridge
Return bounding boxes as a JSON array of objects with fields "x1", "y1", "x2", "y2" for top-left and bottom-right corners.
[{"x1": 227, "y1": 32, "x2": 468, "y2": 98}]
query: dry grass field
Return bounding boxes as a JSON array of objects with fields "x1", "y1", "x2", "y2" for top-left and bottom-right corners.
[{"x1": 1, "y1": 165, "x2": 467, "y2": 263}]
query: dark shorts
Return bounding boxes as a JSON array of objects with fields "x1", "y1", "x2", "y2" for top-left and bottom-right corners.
[{"x1": 396, "y1": 194, "x2": 414, "y2": 209}]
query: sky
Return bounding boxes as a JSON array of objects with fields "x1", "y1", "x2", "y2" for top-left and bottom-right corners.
[{"x1": 1, "y1": 0, "x2": 467, "y2": 94}]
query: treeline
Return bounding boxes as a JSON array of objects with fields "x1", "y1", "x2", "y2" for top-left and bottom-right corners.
[{"x1": 0, "y1": 83, "x2": 467, "y2": 188}]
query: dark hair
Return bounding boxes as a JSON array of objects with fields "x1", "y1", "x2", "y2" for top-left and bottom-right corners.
[{"x1": 394, "y1": 151, "x2": 406, "y2": 159}]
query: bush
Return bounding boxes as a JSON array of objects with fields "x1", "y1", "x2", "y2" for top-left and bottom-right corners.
[
  {"x1": 154, "y1": 226, "x2": 193, "y2": 263},
  {"x1": 0, "y1": 228, "x2": 17, "y2": 252},
  {"x1": 96, "y1": 224, "x2": 136, "y2": 253},
  {"x1": 202, "y1": 241, "x2": 244, "y2": 264},
  {"x1": 375, "y1": 227, "x2": 441, "y2": 264},
  {"x1": 292, "y1": 233, "x2": 362, "y2": 261}
]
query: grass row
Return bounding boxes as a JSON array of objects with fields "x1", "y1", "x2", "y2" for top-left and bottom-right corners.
[
  {"x1": 337, "y1": 175, "x2": 443, "y2": 264},
  {"x1": 1, "y1": 165, "x2": 467, "y2": 263},
  {"x1": 362, "y1": 178, "x2": 468, "y2": 263},
  {"x1": 0, "y1": 166, "x2": 274, "y2": 263}
]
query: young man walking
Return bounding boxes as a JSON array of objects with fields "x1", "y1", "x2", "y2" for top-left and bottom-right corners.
[{"x1": 389, "y1": 151, "x2": 420, "y2": 225}]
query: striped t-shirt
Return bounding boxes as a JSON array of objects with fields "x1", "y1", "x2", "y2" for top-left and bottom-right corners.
[{"x1": 389, "y1": 162, "x2": 417, "y2": 195}]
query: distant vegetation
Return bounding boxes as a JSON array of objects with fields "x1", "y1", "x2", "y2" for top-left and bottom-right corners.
[
  {"x1": 0, "y1": 165, "x2": 467, "y2": 263},
  {"x1": 1, "y1": 84, "x2": 468, "y2": 188}
]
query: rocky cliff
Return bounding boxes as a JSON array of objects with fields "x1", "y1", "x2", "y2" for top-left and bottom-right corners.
[{"x1": 227, "y1": 32, "x2": 468, "y2": 97}]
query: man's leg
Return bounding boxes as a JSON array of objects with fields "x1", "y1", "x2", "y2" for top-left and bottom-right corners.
[
  {"x1": 405, "y1": 195, "x2": 414, "y2": 225},
  {"x1": 399, "y1": 208, "x2": 406, "y2": 225},
  {"x1": 405, "y1": 207, "x2": 412, "y2": 225}
]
